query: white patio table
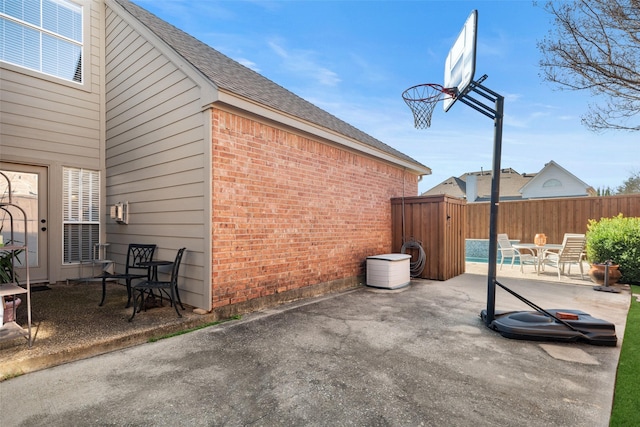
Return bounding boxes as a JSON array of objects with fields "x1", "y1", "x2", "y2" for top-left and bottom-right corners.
[{"x1": 512, "y1": 243, "x2": 563, "y2": 274}]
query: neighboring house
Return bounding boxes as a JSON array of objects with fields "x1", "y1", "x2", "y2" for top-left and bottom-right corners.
[
  {"x1": 519, "y1": 160, "x2": 596, "y2": 199},
  {"x1": 0, "y1": 0, "x2": 430, "y2": 312},
  {"x1": 422, "y1": 168, "x2": 531, "y2": 202},
  {"x1": 422, "y1": 161, "x2": 595, "y2": 202}
]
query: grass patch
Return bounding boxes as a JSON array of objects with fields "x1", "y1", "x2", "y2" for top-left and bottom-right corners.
[
  {"x1": 610, "y1": 285, "x2": 640, "y2": 426},
  {"x1": 0, "y1": 371, "x2": 24, "y2": 382},
  {"x1": 148, "y1": 314, "x2": 242, "y2": 343}
]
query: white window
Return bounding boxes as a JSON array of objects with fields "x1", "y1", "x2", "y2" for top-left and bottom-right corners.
[
  {"x1": 0, "y1": 0, "x2": 83, "y2": 83},
  {"x1": 63, "y1": 167, "x2": 99, "y2": 263},
  {"x1": 543, "y1": 179, "x2": 562, "y2": 188}
]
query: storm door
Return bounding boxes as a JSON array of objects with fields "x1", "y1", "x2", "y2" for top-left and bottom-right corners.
[{"x1": 0, "y1": 163, "x2": 49, "y2": 283}]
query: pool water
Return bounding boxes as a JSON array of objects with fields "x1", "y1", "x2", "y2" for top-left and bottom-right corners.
[{"x1": 465, "y1": 239, "x2": 522, "y2": 265}]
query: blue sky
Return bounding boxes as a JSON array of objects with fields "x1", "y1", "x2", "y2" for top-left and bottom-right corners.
[{"x1": 135, "y1": 0, "x2": 638, "y2": 194}]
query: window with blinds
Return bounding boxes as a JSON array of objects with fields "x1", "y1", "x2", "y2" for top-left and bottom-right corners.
[
  {"x1": 63, "y1": 167, "x2": 99, "y2": 263},
  {"x1": 0, "y1": 0, "x2": 83, "y2": 83}
]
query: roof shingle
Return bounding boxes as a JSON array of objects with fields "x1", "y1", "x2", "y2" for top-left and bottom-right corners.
[{"x1": 114, "y1": 0, "x2": 427, "y2": 170}]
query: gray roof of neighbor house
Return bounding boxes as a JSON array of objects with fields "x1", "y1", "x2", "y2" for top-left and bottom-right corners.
[
  {"x1": 114, "y1": 0, "x2": 429, "y2": 173},
  {"x1": 422, "y1": 168, "x2": 535, "y2": 201},
  {"x1": 422, "y1": 176, "x2": 467, "y2": 199}
]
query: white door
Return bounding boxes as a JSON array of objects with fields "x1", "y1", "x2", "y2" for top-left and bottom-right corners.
[{"x1": 0, "y1": 164, "x2": 49, "y2": 283}]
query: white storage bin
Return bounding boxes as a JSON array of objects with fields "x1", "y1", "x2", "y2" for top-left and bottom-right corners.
[{"x1": 366, "y1": 254, "x2": 411, "y2": 289}]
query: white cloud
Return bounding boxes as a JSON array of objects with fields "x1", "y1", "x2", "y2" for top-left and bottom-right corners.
[
  {"x1": 505, "y1": 110, "x2": 550, "y2": 129},
  {"x1": 504, "y1": 92, "x2": 522, "y2": 103},
  {"x1": 237, "y1": 58, "x2": 260, "y2": 72},
  {"x1": 349, "y1": 54, "x2": 387, "y2": 84},
  {"x1": 267, "y1": 39, "x2": 341, "y2": 87}
]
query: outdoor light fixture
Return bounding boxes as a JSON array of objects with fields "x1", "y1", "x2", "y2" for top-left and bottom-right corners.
[{"x1": 110, "y1": 202, "x2": 129, "y2": 224}]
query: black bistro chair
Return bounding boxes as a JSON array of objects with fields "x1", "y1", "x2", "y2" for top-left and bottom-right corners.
[
  {"x1": 99, "y1": 243, "x2": 156, "y2": 307},
  {"x1": 129, "y1": 247, "x2": 186, "y2": 322}
]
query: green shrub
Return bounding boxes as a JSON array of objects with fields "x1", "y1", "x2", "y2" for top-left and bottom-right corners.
[{"x1": 585, "y1": 214, "x2": 640, "y2": 284}]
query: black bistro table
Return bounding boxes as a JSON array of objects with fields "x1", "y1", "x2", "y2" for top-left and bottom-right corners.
[{"x1": 137, "y1": 259, "x2": 173, "y2": 281}]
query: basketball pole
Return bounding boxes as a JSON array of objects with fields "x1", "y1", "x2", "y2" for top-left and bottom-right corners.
[
  {"x1": 486, "y1": 93, "x2": 504, "y2": 325},
  {"x1": 405, "y1": 10, "x2": 617, "y2": 344},
  {"x1": 455, "y1": 76, "x2": 504, "y2": 325}
]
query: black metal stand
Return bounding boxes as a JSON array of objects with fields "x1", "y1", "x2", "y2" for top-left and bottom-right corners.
[
  {"x1": 593, "y1": 264, "x2": 621, "y2": 293},
  {"x1": 456, "y1": 76, "x2": 617, "y2": 345},
  {"x1": 456, "y1": 75, "x2": 503, "y2": 325}
]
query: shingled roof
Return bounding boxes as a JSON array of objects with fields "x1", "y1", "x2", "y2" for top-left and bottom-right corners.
[
  {"x1": 114, "y1": 0, "x2": 428, "y2": 171},
  {"x1": 422, "y1": 168, "x2": 534, "y2": 201}
]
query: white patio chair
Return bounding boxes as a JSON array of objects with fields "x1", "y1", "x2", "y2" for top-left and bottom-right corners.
[
  {"x1": 541, "y1": 233, "x2": 586, "y2": 280},
  {"x1": 497, "y1": 234, "x2": 537, "y2": 273}
]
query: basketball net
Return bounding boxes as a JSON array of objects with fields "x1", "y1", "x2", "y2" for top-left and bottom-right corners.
[{"x1": 402, "y1": 84, "x2": 456, "y2": 129}]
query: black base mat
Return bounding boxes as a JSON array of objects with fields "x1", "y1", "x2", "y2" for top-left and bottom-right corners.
[{"x1": 481, "y1": 309, "x2": 618, "y2": 346}]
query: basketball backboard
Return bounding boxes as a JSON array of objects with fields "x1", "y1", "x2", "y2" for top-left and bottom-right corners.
[{"x1": 443, "y1": 10, "x2": 478, "y2": 112}]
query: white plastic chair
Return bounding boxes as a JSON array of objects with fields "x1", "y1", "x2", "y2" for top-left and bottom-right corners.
[
  {"x1": 542, "y1": 233, "x2": 587, "y2": 280},
  {"x1": 541, "y1": 233, "x2": 586, "y2": 280},
  {"x1": 497, "y1": 234, "x2": 537, "y2": 273}
]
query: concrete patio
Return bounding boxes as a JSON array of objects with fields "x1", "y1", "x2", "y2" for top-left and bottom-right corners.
[
  {"x1": 0, "y1": 263, "x2": 631, "y2": 426},
  {"x1": 0, "y1": 260, "x2": 624, "y2": 380}
]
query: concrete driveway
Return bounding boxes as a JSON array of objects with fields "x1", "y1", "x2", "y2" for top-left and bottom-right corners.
[{"x1": 1, "y1": 272, "x2": 629, "y2": 426}]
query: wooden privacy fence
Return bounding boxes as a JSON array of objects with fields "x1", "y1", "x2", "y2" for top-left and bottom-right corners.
[
  {"x1": 467, "y1": 194, "x2": 640, "y2": 245},
  {"x1": 391, "y1": 193, "x2": 640, "y2": 281},
  {"x1": 391, "y1": 195, "x2": 466, "y2": 281}
]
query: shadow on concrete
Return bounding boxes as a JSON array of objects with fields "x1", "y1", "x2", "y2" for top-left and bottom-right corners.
[
  {"x1": 1, "y1": 264, "x2": 628, "y2": 381},
  {"x1": 1, "y1": 280, "x2": 218, "y2": 379}
]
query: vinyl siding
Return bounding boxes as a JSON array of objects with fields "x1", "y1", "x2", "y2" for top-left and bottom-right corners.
[
  {"x1": 105, "y1": 5, "x2": 209, "y2": 309},
  {"x1": 521, "y1": 162, "x2": 591, "y2": 199},
  {"x1": 0, "y1": 0, "x2": 104, "y2": 283}
]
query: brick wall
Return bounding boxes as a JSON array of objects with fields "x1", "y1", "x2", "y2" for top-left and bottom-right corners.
[{"x1": 211, "y1": 109, "x2": 419, "y2": 309}]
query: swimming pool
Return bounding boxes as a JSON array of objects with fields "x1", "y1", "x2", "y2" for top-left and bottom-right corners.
[{"x1": 465, "y1": 238, "x2": 521, "y2": 265}]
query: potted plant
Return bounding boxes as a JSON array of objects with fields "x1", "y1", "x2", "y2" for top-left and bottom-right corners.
[
  {"x1": 585, "y1": 214, "x2": 640, "y2": 286},
  {"x1": 0, "y1": 245, "x2": 22, "y2": 284},
  {"x1": 3, "y1": 295, "x2": 22, "y2": 323}
]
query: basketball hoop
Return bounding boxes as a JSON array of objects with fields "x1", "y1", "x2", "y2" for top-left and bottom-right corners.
[{"x1": 402, "y1": 84, "x2": 457, "y2": 129}]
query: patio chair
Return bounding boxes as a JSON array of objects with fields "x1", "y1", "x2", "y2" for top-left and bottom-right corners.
[
  {"x1": 541, "y1": 233, "x2": 586, "y2": 280},
  {"x1": 497, "y1": 234, "x2": 537, "y2": 273},
  {"x1": 129, "y1": 247, "x2": 186, "y2": 321},
  {"x1": 99, "y1": 243, "x2": 156, "y2": 307}
]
